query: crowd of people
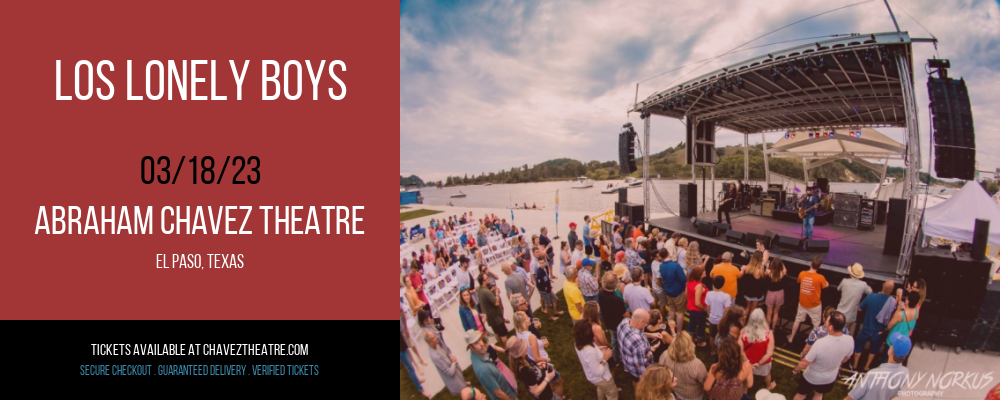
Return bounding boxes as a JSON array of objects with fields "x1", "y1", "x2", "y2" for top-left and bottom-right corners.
[{"x1": 401, "y1": 212, "x2": 927, "y2": 400}]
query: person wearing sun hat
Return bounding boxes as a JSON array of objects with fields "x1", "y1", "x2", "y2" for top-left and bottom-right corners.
[
  {"x1": 467, "y1": 330, "x2": 517, "y2": 400},
  {"x1": 846, "y1": 332, "x2": 911, "y2": 400},
  {"x1": 837, "y1": 262, "x2": 873, "y2": 334}
]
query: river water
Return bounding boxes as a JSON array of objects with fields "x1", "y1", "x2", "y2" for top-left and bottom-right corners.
[{"x1": 420, "y1": 179, "x2": 915, "y2": 216}]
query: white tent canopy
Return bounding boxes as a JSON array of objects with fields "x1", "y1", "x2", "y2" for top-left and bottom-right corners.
[
  {"x1": 764, "y1": 127, "x2": 904, "y2": 184},
  {"x1": 922, "y1": 181, "x2": 1000, "y2": 246}
]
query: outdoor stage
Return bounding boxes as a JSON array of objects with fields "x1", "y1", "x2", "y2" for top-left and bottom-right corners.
[{"x1": 649, "y1": 209, "x2": 899, "y2": 280}]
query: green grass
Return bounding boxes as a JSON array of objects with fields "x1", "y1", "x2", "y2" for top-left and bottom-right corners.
[
  {"x1": 401, "y1": 209, "x2": 443, "y2": 222},
  {"x1": 401, "y1": 206, "x2": 410, "y2": 209},
  {"x1": 401, "y1": 290, "x2": 848, "y2": 400}
]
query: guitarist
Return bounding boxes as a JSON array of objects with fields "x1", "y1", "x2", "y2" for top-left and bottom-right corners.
[
  {"x1": 717, "y1": 183, "x2": 736, "y2": 225},
  {"x1": 797, "y1": 188, "x2": 821, "y2": 240}
]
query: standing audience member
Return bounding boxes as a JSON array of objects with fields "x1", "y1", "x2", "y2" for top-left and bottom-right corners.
[
  {"x1": 507, "y1": 336, "x2": 564, "y2": 400},
  {"x1": 756, "y1": 236, "x2": 771, "y2": 266},
  {"x1": 740, "y1": 251, "x2": 768, "y2": 317},
  {"x1": 402, "y1": 313, "x2": 431, "y2": 398},
  {"x1": 705, "y1": 275, "x2": 733, "y2": 355},
  {"x1": 764, "y1": 258, "x2": 787, "y2": 332},
  {"x1": 686, "y1": 267, "x2": 710, "y2": 347},
  {"x1": 458, "y1": 288, "x2": 486, "y2": 333},
  {"x1": 740, "y1": 309, "x2": 777, "y2": 391},
  {"x1": 716, "y1": 305, "x2": 747, "y2": 349},
  {"x1": 711, "y1": 252, "x2": 742, "y2": 301},
  {"x1": 639, "y1": 239, "x2": 654, "y2": 288},
  {"x1": 847, "y1": 332, "x2": 912, "y2": 400},
  {"x1": 881, "y1": 291, "x2": 920, "y2": 363},
  {"x1": 511, "y1": 294, "x2": 541, "y2": 338},
  {"x1": 667, "y1": 232, "x2": 682, "y2": 262},
  {"x1": 624, "y1": 268, "x2": 655, "y2": 313},
  {"x1": 514, "y1": 311, "x2": 551, "y2": 366},
  {"x1": 618, "y1": 309, "x2": 661, "y2": 388},
  {"x1": 574, "y1": 320, "x2": 619, "y2": 400},
  {"x1": 598, "y1": 272, "x2": 630, "y2": 363},
  {"x1": 792, "y1": 311, "x2": 853, "y2": 400},
  {"x1": 578, "y1": 253, "x2": 601, "y2": 303},
  {"x1": 788, "y1": 256, "x2": 829, "y2": 344},
  {"x1": 535, "y1": 257, "x2": 563, "y2": 321},
  {"x1": 705, "y1": 336, "x2": 753, "y2": 400},
  {"x1": 625, "y1": 238, "x2": 644, "y2": 277},
  {"x1": 837, "y1": 263, "x2": 872, "y2": 334},
  {"x1": 563, "y1": 266, "x2": 585, "y2": 324},
  {"x1": 636, "y1": 364, "x2": 677, "y2": 400},
  {"x1": 502, "y1": 262, "x2": 535, "y2": 320},
  {"x1": 659, "y1": 331, "x2": 707, "y2": 400},
  {"x1": 477, "y1": 274, "x2": 509, "y2": 349},
  {"x1": 582, "y1": 216, "x2": 594, "y2": 256},
  {"x1": 801, "y1": 307, "x2": 849, "y2": 358},
  {"x1": 467, "y1": 330, "x2": 516, "y2": 400},
  {"x1": 852, "y1": 280, "x2": 894, "y2": 372},
  {"x1": 583, "y1": 301, "x2": 611, "y2": 349},
  {"x1": 559, "y1": 241, "x2": 572, "y2": 277},
  {"x1": 659, "y1": 248, "x2": 688, "y2": 331},
  {"x1": 568, "y1": 222, "x2": 579, "y2": 261},
  {"x1": 539, "y1": 227, "x2": 554, "y2": 264},
  {"x1": 644, "y1": 310, "x2": 675, "y2": 363},
  {"x1": 425, "y1": 329, "x2": 467, "y2": 395}
]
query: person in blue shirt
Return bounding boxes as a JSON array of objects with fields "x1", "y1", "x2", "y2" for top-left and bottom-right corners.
[
  {"x1": 657, "y1": 254, "x2": 688, "y2": 331},
  {"x1": 797, "y1": 188, "x2": 821, "y2": 240},
  {"x1": 582, "y1": 215, "x2": 593, "y2": 255},
  {"x1": 852, "y1": 280, "x2": 894, "y2": 372}
]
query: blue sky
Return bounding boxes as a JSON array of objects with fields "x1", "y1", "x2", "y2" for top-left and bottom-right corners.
[{"x1": 401, "y1": 0, "x2": 1000, "y2": 182}]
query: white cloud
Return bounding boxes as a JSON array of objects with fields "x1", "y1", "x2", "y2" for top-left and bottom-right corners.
[{"x1": 401, "y1": 0, "x2": 1000, "y2": 182}]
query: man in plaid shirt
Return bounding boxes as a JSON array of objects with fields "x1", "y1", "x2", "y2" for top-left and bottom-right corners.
[
  {"x1": 617, "y1": 309, "x2": 662, "y2": 386},
  {"x1": 578, "y1": 256, "x2": 600, "y2": 303},
  {"x1": 624, "y1": 238, "x2": 643, "y2": 277}
]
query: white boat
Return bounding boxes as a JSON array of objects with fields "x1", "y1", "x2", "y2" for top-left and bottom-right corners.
[
  {"x1": 484, "y1": 183, "x2": 492, "y2": 186},
  {"x1": 572, "y1": 176, "x2": 593, "y2": 189},
  {"x1": 625, "y1": 177, "x2": 643, "y2": 187},
  {"x1": 450, "y1": 191, "x2": 467, "y2": 198},
  {"x1": 602, "y1": 183, "x2": 625, "y2": 194}
]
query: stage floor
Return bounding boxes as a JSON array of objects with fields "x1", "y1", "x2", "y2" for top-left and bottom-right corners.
[{"x1": 649, "y1": 209, "x2": 900, "y2": 277}]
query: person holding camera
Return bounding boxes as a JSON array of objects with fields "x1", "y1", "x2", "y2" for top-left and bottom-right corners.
[{"x1": 507, "y1": 336, "x2": 564, "y2": 400}]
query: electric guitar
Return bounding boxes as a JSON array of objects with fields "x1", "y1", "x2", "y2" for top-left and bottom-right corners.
[{"x1": 797, "y1": 194, "x2": 831, "y2": 219}]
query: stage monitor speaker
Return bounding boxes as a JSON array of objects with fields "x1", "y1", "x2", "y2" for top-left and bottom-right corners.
[
  {"x1": 618, "y1": 189, "x2": 628, "y2": 204},
  {"x1": 680, "y1": 183, "x2": 697, "y2": 218},
  {"x1": 696, "y1": 220, "x2": 714, "y2": 236},
  {"x1": 763, "y1": 230, "x2": 778, "y2": 249},
  {"x1": 972, "y1": 219, "x2": 989, "y2": 261},
  {"x1": 743, "y1": 232, "x2": 761, "y2": 248},
  {"x1": 712, "y1": 222, "x2": 731, "y2": 237},
  {"x1": 761, "y1": 199, "x2": 776, "y2": 217},
  {"x1": 726, "y1": 230, "x2": 745, "y2": 244},
  {"x1": 805, "y1": 240, "x2": 830, "y2": 253},
  {"x1": 875, "y1": 200, "x2": 889, "y2": 224},
  {"x1": 833, "y1": 210, "x2": 860, "y2": 228},
  {"x1": 776, "y1": 235, "x2": 802, "y2": 250},
  {"x1": 884, "y1": 198, "x2": 908, "y2": 255}
]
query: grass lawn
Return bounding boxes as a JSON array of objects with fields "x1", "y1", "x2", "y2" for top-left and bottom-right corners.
[
  {"x1": 401, "y1": 209, "x2": 443, "y2": 222},
  {"x1": 401, "y1": 290, "x2": 849, "y2": 400}
]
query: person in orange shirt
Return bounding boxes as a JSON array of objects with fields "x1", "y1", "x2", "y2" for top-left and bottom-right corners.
[
  {"x1": 631, "y1": 224, "x2": 645, "y2": 242},
  {"x1": 787, "y1": 255, "x2": 829, "y2": 344},
  {"x1": 710, "y1": 252, "x2": 742, "y2": 300}
]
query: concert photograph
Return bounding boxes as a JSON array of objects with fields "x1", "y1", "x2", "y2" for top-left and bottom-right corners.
[{"x1": 399, "y1": 1, "x2": 1000, "y2": 399}]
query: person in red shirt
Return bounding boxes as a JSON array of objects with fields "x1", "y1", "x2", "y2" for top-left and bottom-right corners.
[{"x1": 787, "y1": 256, "x2": 828, "y2": 343}]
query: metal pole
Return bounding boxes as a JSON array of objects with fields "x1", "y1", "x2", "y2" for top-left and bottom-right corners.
[
  {"x1": 883, "y1": 0, "x2": 902, "y2": 33},
  {"x1": 744, "y1": 134, "x2": 750, "y2": 182},
  {"x1": 702, "y1": 167, "x2": 707, "y2": 213},
  {"x1": 895, "y1": 48, "x2": 922, "y2": 277},
  {"x1": 711, "y1": 166, "x2": 716, "y2": 212},
  {"x1": 643, "y1": 115, "x2": 651, "y2": 221},
  {"x1": 878, "y1": 157, "x2": 890, "y2": 200},
  {"x1": 762, "y1": 132, "x2": 771, "y2": 187},
  {"x1": 802, "y1": 157, "x2": 809, "y2": 184}
]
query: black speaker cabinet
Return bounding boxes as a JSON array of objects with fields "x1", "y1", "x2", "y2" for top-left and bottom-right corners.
[
  {"x1": 966, "y1": 321, "x2": 993, "y2": 350},
  {"x1": 744, "y1": 232, "x2": 762, "y2": 248},
  {"x1": 763, "y1": 230, "x2": 777, "y2": 249},
  {"x1": 776, "y1": 235, "x2": 801, "y2": 250},
  {"x1": 910, "y1": 251, "x2": 991, "y2": 321},
  {"x1": 696, "y1": 220, "x2": 714, "y2": 236},
  {"x1": 626, "y1": 203, "x2": 645, "y2": 225},
  {"x1": 883, "y1": 198, "x2": 908, "y2": 255},
  {"x1": 875, "y1": 200, "x2": 889, "y2": 225},
  {"x1": 712, "y1": 222, "x2": 731, "y2": 237},
  {"x1": 727, "y1": 230, "x2": 746, "y2": 244},
  {"x1": 680, "y1": 183, "x2": 697, "y2": 218},
  {"x1": 833, "y1": 193, "x2": 861, "y2": 212},
  {"x1": 858, "y1": 199, "x2": 876, "y2": 231},
  {"x1": 805, "y1": 240, "x2": 830, "y2": 253},
  {"x1": 934, "y1": 319, "x2": 973, "y2": 348},
  {"x1": 618, "y1": 189, "x2": 628, "y2": 204},
  {"x1": 833, "y1": 210, "x2": 860, "y2": 228},
  {"x1": 972, "y1": 219, "x2": 989, "y2": 260}
]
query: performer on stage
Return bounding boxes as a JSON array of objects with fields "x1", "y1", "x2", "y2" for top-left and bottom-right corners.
[
  {"x1": 797, "y1": 188, "x2": 821, "y2": 240},
  {"x1": 718, "y1": 183, "x2": 736, "y2": 225}
]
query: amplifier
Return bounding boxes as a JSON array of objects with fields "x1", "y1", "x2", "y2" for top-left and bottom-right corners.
[
  {"x1": 833, "y1": 193, "x2": 861, "y2": 212},
  {"x1": 761, "y1": 199, "x2": 776, "y2": 217},
  {"x1": 833, "y1": 210, "x2": 860, "y2": 228},
  {"x1": 858, "y1": 199, "x2": 876, "y2": 231}
]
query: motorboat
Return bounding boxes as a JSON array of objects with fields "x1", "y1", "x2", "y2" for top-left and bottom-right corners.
[
  {"x1": 572, "y1": 176, "x2": 593, "y2": 189},
  {"x1": 625, "y1": 177, "x2": 642, "y2": 187},
  {"x1": 450, "y1": 191, "x2": 467, "y2": 198}
]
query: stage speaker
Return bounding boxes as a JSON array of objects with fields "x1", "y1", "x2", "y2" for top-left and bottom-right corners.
[
  {"x1": 972, "y1": 219, "x2": 989, "y2": 261},
  {"x1": 743, "y1": 232, "x2": 761, "y2": 248},
  {"x1": 763, "y1": 230, "x2": 777, "y2": 249},
  {"x1": 883, "y1": 198, "x2": 908, "y2": 255},
  {"x1": 833, "y1": 210, "x2": 860, "y2": 228},
  {"x1": 979, "y1": 290, "x2": 1000, "y2": 322},
  {"x1": 966, "y1": 322, "x2": 992, "y2": 350},
  {"x1": 619, "y1": 124, "x2": 638, "y2": 175},
  {"x1": 805, "y1": 240, "x2": 830, "y2": 253},
  {"x1": 615, "y1": 202, "x2": 624, "y2": 218},
  {"x1": 816, "y1": 178, "x2": 830, "y2": 194},
  {"x1": 934, "y1": 319, "x2": 973, "y2": 348},
  {"x1": 726, "y1": 230, "x2": 746, "y2": 244},
  {"x1": 776, "y1": 235, "x2": 801, "y2": 250},
  {"x1": 935, "y1": 147, "x2": 976, "y2": 181},
  {"x1": 696, "y1": 220, "x2": 714, "y2": 236},
  {"x1": 686, "y1": 117, "x2": 716, "y2": 165},
  {"x1": 680, "y1": 183, "x2": 697, "y2": 218},
  {"x1": 627, "y1": 203, "x2": 645, "y2": 226},
  {"x1": 929, "y1": 76, "x2": 976, "y2": 179},
  {"x1": 761, "y1": 199, "x2": 775, "y2": 217},
  {"x1": 619, "y1": 189, "x2": 628, "y2": 204},
  {"x1": 875, "y1": 200, "x2": 889, "y2": 224},
  {"x1": 712, "y1": 222, "x2": 731, "y2": 236},
  {"x1": 833, "y1": 193, "x2": 861, "y2": 212},
  {"x1": 910, "y1": 251, "x2": 991, "y2": 321}
]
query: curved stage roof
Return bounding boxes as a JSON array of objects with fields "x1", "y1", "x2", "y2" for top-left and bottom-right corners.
[{"x1": 632, "y1": 32, "x2": 915, "y2": 134}]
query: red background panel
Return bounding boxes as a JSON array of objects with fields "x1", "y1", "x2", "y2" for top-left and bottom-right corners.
[{"x1": 0, "y1": 2, "x2": 398, "y2": 319}]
